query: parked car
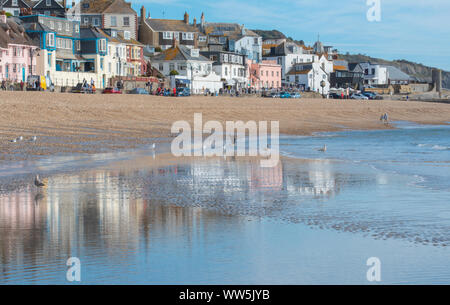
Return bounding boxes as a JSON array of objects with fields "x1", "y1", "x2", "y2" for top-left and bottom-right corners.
[
  {"x1": 350, "y1": 93, "x2": 369, "y2": 100},
  {"x1": 176, "y1": 87, "x2": 191, "y2": 97},
  {"x1": 291, "y1": 92, "x2": 301, "y2": 99},
  {"x1": 102, "y1": 87, "x2": 122, "y2": 94},
  {"x1": 26, "y1": 75, "x2": 55, "y2": 92},
  {"x1": 363, "y1": 92, "x2": 377, "y2": 99},
  {"x1": 270, "y1": 92, "x2": 281, "y2": 98},
  {"x1": 129, "y1": 88, "x2": 149, "y2": 95},
  {"x1": 71, "y1": 83, "x2": 95, "y2": 94},
  {"x1": 280, "y1": 92, "x2": 292, "y2": 98}
]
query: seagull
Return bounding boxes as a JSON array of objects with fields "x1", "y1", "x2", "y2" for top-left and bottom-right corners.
[
  {"x1": 18, "y1": 136, "x2": 23, "y2": 141},
  {"x1": 10, "y1": 138, "x2": 17, "y2": 143},
  {"x1": 318, "y1": 145, "x2": 327, "y2": 152},
  {"x1": 34, "y1": 175, "x2": 45, "y2": 188},
  {"x1": 30, "y1": 136, "x2": 37, "y2": 142},
  {"x1": 152, "y1": 143, "x2": 156, "y2": 150}
]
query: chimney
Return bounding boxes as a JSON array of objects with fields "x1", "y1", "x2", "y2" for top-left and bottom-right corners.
[
  {"x1": 140, "y1": 5, "x2": 146, "y2": 22},
  {"x1": 193, "y1": 18, "x2": 197, "y2": 27},
  {"x1": 72, "y1": 1, "x2": 75, "y2": 7},
  {"x1": 0, "y1": 14, "x2": 6, "y2": 24},
  {"x1": 148, "y1": 11, "x2": 151, "y2": 19},
  {"x1": 183, "y1": 11, "x2": 189, "y2": 24},
  {"x1": 172, "y1": 36, "x2": 178, "y2": 48},
  {"x1": 201, "y1": 12, "x2": 205, "y2": 29},
  {"x1": 62, "y1": 0, "x2": 66, "y2": 9}
]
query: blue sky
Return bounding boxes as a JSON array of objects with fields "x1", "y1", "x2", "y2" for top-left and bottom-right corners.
[{"x1": 132, "y1": 0, "x2": 450, "y2": 70}]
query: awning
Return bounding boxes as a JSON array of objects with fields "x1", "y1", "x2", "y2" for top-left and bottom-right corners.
[{"x1": 176, "y1": 79, "x2": 191, "y2": 84}]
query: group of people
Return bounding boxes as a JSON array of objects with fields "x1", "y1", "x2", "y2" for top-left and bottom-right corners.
[{"x1": 82, "y1": 78, "x2": 95, "y2": 90}]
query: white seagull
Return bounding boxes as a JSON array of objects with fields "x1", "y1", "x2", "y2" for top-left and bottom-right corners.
[
  {"x1": 18, "y1": 136, "x2": 23, "y2": 141},
  {"x1": 152, "y1": 143, "x2": 156, "y2": 150},
  {"x1": 34, "y1": 175, "x2": 46, "y2": 188},
  {"x1": 30, "y1": 136, "x2": 37, "y2": 142},
  {"x1": 10, "y1": 138, "x2": 17, "y2": 143}
]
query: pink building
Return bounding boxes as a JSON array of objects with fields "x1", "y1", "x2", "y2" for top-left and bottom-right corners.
[
  {"x1": 0, "y1": 14, "x2": 38, "y2": 83},
  {"x1": 247, "y1": 59, "x2": 281, "y2": 90}
]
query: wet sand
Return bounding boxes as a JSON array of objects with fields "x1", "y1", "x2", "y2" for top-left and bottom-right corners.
[{"x1": 1, "y1": 91, "x2": 450, "y2": 161}]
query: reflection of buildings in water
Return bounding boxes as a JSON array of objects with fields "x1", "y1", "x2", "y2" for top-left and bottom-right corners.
[
  {"x1": 179, "y1": 159, "x2": 251, "y2": 194},
  {"x1": 248, "y1": 161, "x2": 283, "y2": 191},
  {"x1": 285, "y1": 160, "x2": 342, "y2": 198},
  {"x1": 0, "y1": 167, "x2": 248, "y2": 273}
]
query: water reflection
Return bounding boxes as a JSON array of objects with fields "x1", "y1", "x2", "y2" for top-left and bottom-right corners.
[{"x1": 1, "y1": 157, "x2": 449, "y2": 284}]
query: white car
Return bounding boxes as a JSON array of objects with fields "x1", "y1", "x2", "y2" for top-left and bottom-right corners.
[{"x1": 350, "y1": 93, "x2": 369, "y2": 100}]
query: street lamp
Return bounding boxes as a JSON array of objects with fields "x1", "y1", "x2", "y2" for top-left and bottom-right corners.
[{"x1": 113, "y1": 51, "x2": 123, "y2": 87}]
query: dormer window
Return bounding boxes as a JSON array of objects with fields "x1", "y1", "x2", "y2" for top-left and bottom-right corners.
[
  {"x1": 46, "y1": 0, "x2": 51, "y2": 6},
  {"x1": 124, "y1": 31, "x2": 130, "y2": 40},
  {"x1": 111, "y1": 30, "x2": 117, "y2": 38},
  {"x1": 12, "y1": 0, "x2": 18, "y2": 6}
]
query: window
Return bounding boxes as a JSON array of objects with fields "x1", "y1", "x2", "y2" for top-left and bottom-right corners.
[
  {"x1": 108, "y1": 62, "x2": 111, "y2": 73},
  {"x1": 100, "y1": 58, "x2": 104, "y2": 70},
  {"x1": 46, "y1": 0, "x2": 51, "y2": 6},
  {"x1": 198, "y1": 36, "x2": 207, "y2": 42},
  {"x1": 75, "y1": 24, "x2": 79, "y2": 33},
  {"x1": 83, "y1": 18, "x2": 89, "y2": 25},
  {"x1": 163, "y1": 32, "x2": 172, "y2": 40},
  {"x1": 124, "y1": 31, "x2": 130, "y2": 40},
  {"x1": 111, "y1": 16, "x2": 117, "y2": 27},
  {"x1": 47, "y1": 33, "x2": 55, "y2": 47},
  {"x1": 93, "y1": 18, "x2": 100, "y2": 26},
  {"x1": 123, "y1": 17, "x2": 130, "y2": 26},
  {"x1": 44, "y1": 11, "x2": 51, "y2": 16},
  {"x1": 49, "y1": 21, "x2": 54, "y2": 29},
  {"x1": 99, "y1": 39, "x2": 107, "y2": 52},
  {"x1": 58, "y1": 22, "x2": 62, "y2": 31},
  {"x1": 48, "y1": 53, "x2": 52, "y2": 67},
  {"x1": 12, "y1": 0, "x2": 18, "y2": 6},
  {"x1": 75, "y1": 40, "x2": 80, "y2": 51},
  {"x1": 159, "y1": 63, "x2": 163, "y2": 71},
  {"x1": 65, "y1": 23, "x2": 69, "y2": 32}
]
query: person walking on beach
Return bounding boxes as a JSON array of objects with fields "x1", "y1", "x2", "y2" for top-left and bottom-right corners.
[{"x1": 1, "y1": 80, "x2": 6, "y2": 91}]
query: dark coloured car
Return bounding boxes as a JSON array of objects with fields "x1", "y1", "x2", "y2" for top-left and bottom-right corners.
[
  {"x1": 280, "y1": 92, "x2": 292, "y2": 98},
  {"x1": 129, "y1": 88, "x2": 149, "y2": 95}
]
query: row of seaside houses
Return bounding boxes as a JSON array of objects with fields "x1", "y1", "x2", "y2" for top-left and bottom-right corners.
[{"x1": 0, "y1": 0, "x2": 414, "y2": 93}]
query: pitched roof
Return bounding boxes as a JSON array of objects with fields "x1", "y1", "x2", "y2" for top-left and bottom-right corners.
[
  {"x1": 0, "y1": 17, "x2": 35, "y2": 49},
  {"x1": 146, "y1": 18, "x2": 198, "y2": 33},
  {"x1": 152, "y1": 45, "x2": 209, "y2": 62},
  {"x1": 385, "y1": 66, "x2": 412, "y2": 81},
  {"x1": 78, "y1": 0, "x2": 135, "y2": 14}
]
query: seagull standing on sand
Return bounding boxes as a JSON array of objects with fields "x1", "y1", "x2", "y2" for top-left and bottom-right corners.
[
  {"x1": 34, "y1": 175, "x2": 45, "y2": 188},
  {"x1": 30, "y1": 136, "x2": 37, "y2": 142},
  {"x1": 10, "y1": 138, "x2": 17, "y2": 143},
  {"x1": 152, "y1": 143, "x2": 156, "y2": 150},
  {"x1": 318, "y1": 145, "x2": 327, "y2": 152}
]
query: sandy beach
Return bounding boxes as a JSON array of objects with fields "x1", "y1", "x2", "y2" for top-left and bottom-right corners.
[{"x1": 1, "y1": 91, "x2": 450, "y2": 161}]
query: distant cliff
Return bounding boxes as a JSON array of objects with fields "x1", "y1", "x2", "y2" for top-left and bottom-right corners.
[{"x1": 252, "y1": 29, "x2": 449, "y2": 89}]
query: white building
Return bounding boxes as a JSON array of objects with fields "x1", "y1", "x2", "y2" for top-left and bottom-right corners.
[
  {"x1": 151, "y1": 44, "x2": 222, "y2": 94},
  {"x1": 264, "y1": 41, "x2": 317, "y2": 82},
  {"x1": 286, "y1": 62, "x2": 330, "y2": 94},
  {"x1": 359, "y1": 62, "x2": 388, "y2": 86},
  {"x1": 201, "y1": 51, "x2": 247, "y2": 90}
]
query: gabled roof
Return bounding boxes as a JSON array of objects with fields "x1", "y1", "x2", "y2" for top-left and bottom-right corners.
[
  {"x1": 0, "y1": 17, "x2": 36, "y2": 49},
  {"x1": 152, "y1": 45, "x2": 209, "y2": 62},
  {"x1": 80, "y1": 26, "x2": 107, "y2": 39},
  {"x1": 145, "y1": 18, "x2": 198, "y2": 33},
  {"x1": 386, "y1": 66, "x2": 412, "y2": 81},
  {"x1": 202, "y1": 22, "x2": 259, "y2": 39},
  {"x1": 78, "y1": 0, "x2": 135, "y2": 14}
]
